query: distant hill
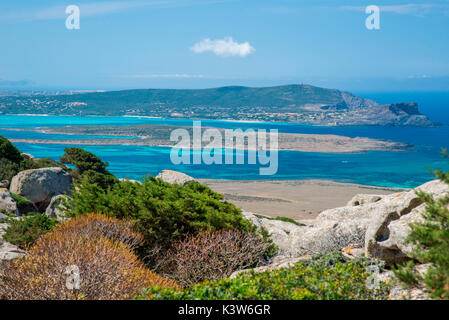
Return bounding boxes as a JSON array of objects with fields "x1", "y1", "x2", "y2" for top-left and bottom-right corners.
[{"x1": 0, "y1": 84, "x2": 437, "y2": 126}]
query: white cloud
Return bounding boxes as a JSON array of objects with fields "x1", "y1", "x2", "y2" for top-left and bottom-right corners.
[
  {"x1": 1, "y1": 0, "x2": 233, "y2": 21},
  {"x1": 341, "y1": 4, "x2": 440, "y2": 16},
  {"x1": 190, "y1": 37, "x2": 255, "y2": 57},
  {"x1": 408, "y1": 74, "x2": 431, "y2": 79},
  {"x1": 381, "y1": 4, "x2": 435, "y2": 14},
  {"x1": 1, "y1": 1, "x2": 150, "y2": 21},
  {"x1": 120, "y1": 74, "x2": 205, "y2": 79}
]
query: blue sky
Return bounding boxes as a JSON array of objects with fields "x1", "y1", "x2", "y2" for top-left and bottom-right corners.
[{"x1": 0, "y1": 0, "x2": 449, "y2": 91}]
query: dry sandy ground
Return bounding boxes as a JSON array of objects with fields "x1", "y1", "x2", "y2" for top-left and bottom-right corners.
[{"x1": 200, "y1": 179, "x2": 405, "y2": 221}]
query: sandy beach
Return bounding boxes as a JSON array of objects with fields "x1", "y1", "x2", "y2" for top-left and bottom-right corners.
[{"x1": 200, "y1": 179, "x2": 405, "y2": 221}]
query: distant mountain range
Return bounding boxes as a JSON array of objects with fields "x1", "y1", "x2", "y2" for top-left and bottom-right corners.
[{"x1": 0, "y1": 84, "x2": 437, "y2": 126}]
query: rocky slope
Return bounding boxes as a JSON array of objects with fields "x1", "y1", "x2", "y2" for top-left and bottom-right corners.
[
  {"x1": 2, "y1": 168, "x2": 447, "y2": 299},
  {"x1": 157, "y1": 170, "x2": 448, "y2": 268},
  {"x1": 0, "y1": 166, "x2": 73, "y2": 261},
  {"x1": 239, "y1": 179, "x2": 448, "y2": 264},
  {"x1": 236, "y1": 179, "x2": 449, "y2": 300},
  {"x1": 330, "y1": 102, "x2": 436, "y2": 127}
]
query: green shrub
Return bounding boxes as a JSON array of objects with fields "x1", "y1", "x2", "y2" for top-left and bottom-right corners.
[
  {"x1": 0, "y1": 158, "x2": 20, "y2": 181},
  {"x1": 393, "y1": 261, "x2": 421, "y2": 287},
  {"x1": 0, "y1": 135, "x2": 24, "y2": 181},
  {"x1": 0, "y1": 135, "x2": 69, "y2": 181},
  {"x1": 60, "y1": 147, "x2": 117, "y2": 189},
  {"x1": 65, "y1": 176, "x2": 273, "y2": 265},
  {"x1": 254, "y1": 214, "x2": 304, "y2": 226},
  {"x1": 154, "y1": 230, "x2": 271, "y2": 287},
  {"x1": 0, "y1": 210, "x2": 16, "y2": 218},
  {"x1": 394, "y1": 150, "x2": 449, "y2": 299},
  {"x1": 2, "y1": 213, "x2": 58, "y2": 249},
  {"x1": 300, "y1": 251, "x2": 350, "y2": 268},
  {"x1": 0, "y1": 135, "x2": 23, "y2": 164},
  {"x1": 33, "y1": 158, "x2": 68, "y2": 170},
  {"x1": 11, "y1": 193, "x2": 36, "y2": 215},
  {"x1": 302, "y1": 251, "x2": 385, "y2": 271},
  {"x1": 57, "y1": 213, "x2": 144, "y2": 250},
  {"x1": 137, "y1": 255, "x2": 390, "y2": 300},
  {"x1": 0, "y1": 215, "x2": 178, "y2": 300}
]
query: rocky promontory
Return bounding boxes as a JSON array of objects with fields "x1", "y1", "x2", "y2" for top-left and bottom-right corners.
[{"x1": 324, "y1": 102, "x2": 437, "y2": 127}]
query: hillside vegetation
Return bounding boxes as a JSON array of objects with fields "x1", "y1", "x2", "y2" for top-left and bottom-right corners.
[
  {"x1": 0, "y1": 84, "x2": 435, "y2": 125},
  {"x1": 0, "y1": 85, "x2": 355, "y2": 115}
]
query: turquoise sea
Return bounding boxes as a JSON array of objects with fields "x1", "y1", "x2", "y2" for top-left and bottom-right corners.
[{"x1": 1, "y1": 92, "x2": 448, "y2": 189}]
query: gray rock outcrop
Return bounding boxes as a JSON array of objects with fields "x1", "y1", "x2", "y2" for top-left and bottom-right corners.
[
  {"x1": 328, "y1": 102, "x2": 437, "y2": 127},
  {"x1": 119, "y1": 178, "x2": 142, "y2": 184},
  {"x1": 45, "y1": 195, "x2": 70, "y2": 221},
  {"x1": 0, "y1": 241, "x2": 25, "y2": 261},
  {"x1": 242, "y1": 212, "x2": 303, "y2": 259},
  {"x1": 156, "y1": 170, "x2": 196, "y2": 185},
  {"x1": 0, "y1": 180, "x2": 10, "y2": 188},
  {"x1": 20, "y1": 153, "x2": 35, "y2": 160},
  {"x1": 347, "y1": 194, "x2": 382, "y2": 206},
  {"x1": 0, "y1": 223, "x2": 25, "y2": 261},
  {"x1": 0, "y1": 189, "x2": 18, "y2": 215},
  {"x1": 242, "y1": 180, "x2": 449, "y2": 265},
  {"x1": 365, "y1": 180, "x2": 449, "y2": 264},
  {"x1": 230, "y1": 256, "x2": 308, "y2": 278},
  {"x1": 9, "y1": 167, "x2": 72, "y2": 210},
  {"x1": 372, "y1": 264, "x2": 431, "y2": 300},
  {"x1": 243, "y1": 210, "x2": 366, "y2": 260}
]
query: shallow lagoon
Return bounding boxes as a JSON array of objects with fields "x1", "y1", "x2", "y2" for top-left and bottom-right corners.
[{"x1": 1, "y1": 113, "x2": 449, "y2": 188}]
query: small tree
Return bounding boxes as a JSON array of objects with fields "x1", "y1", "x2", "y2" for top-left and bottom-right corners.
[
  {"x1": 394, "y1": 150, "x2": 449, "y2": 299},
  {"x1": 2, "y1": 213, "x2": 58, "y2": 249},
  {"x1": 0, "y1": 135, "x2": 25, "y2": 181},
  {"x1": 0, "y1": 135, "x2": 23, "y2": 164},
  {"x1": 0, "y1": 135, "x2": 69, "y2": 181},
  {"x1": 60, "y1": 147, "x2": 117, "y2": 189}
]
